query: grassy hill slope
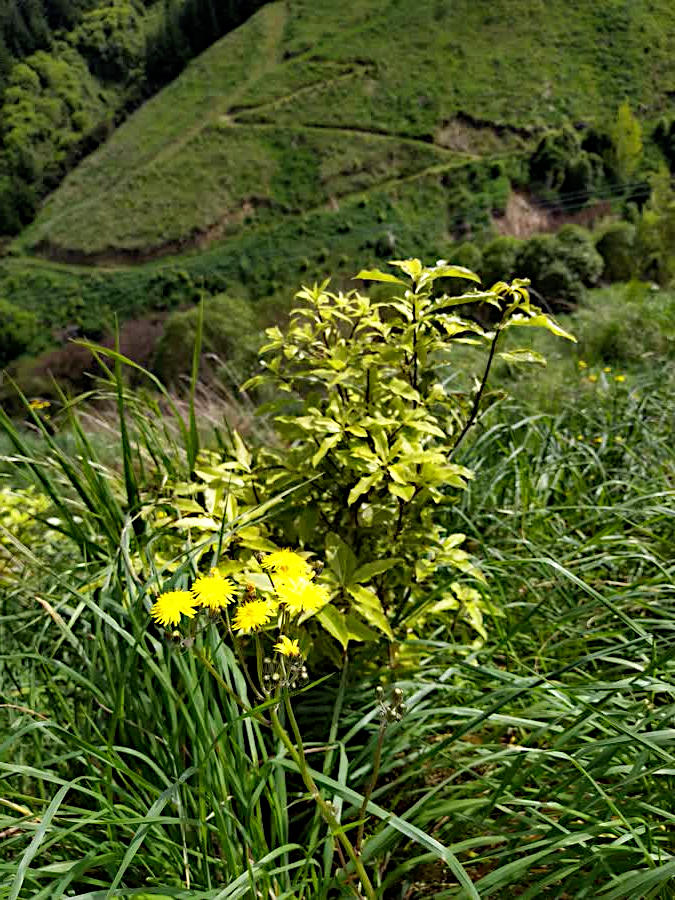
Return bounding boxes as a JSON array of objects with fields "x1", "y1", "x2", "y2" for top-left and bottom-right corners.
[{"x1": 19, "y1": 0, "x2": 675, "y2": 257}]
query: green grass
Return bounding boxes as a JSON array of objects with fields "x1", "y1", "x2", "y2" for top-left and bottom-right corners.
[
  {"x1": 16, "y1": 0, "x2": 675, "y2": 258},
  {"x1": 0, "y1": 282, "x2": 673, "y2": 896}
]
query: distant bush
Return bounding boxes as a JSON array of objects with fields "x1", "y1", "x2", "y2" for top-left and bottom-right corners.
[
  {"x1": 0, "y1": 297, "x2": 39, "y2": 366},
  {"x1": 595, "y1": 221, "x2": 636, "y2": 282},
  {"x1": 653, "y1": 116, "x2": 675, "y2": 171},
  {"x1": 482, "y1": 235, "x2": 523, "y2": 285},
  {"x1": 635, "y1": 167, "x2": 675, "y2": 285},
  {"x1": 153, "y1": 294, "x2": 259, "y2": 386},
  {"x1": 452, "y1": 241, "x2": 482, "y2": 275},
  {"x1": 529, "y1": 126, "x2": 605, "y2": 205},
  {"x1": 556, "y1": 224, "x2": 604, "y2": 286},
  {"x1": 70, "y1": 1, "x2": 145, "y2": 83},
  {"x1": 515, "y1": 227, "x2": 602, "y2": 308}
]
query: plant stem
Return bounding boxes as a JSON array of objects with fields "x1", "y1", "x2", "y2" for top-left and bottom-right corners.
[
  {"x1": 356, "y1": 721, "x2": 386, "y2": 853},
  {"x1": 193, "y1": 647, "x2": 255, "y2": 714},
  {"x1": 270, "y1": 696, "x2": 376, "y2": 900},
  {"x1": 450, "y1": 325, "x2": 502, "y2": 457}
]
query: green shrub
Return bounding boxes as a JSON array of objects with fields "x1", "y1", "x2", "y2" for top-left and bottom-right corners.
[
  {"x1": 535, "y1": 259, "x2": 584, "y2": 308},
  {"x1": 556, "y1": 224, "x2": 604, "y2": 285},
  {"x1": 452, "y1": 241, "x2": 483, "y2": 275},
  {"x1": 529, "y1": 126, "x2": 605, "y2": 204},
  {"x1": 153, "y1": 293, "x2": 259, "y2": 386},
  {"x1": 635, "y1": 166, "x2": 675, "y2": 285},
  {"x1": 1, "y1": 46, "x2": 110, "y2": 195},
  {"x1": 515, "y1": 228, "x2": 602, "y2": 307},
  {"x1": 70, "y1": 1, "x2": 145, "y2": 83},
  {"x1": 482, "y1": 235, "x2": 523, "y2": 286},
  {"x1": 0, "y1": 297, "x2": 39, "y2": 365},
  {"x1": 653, "y1": 115, "x2": 675, "y2": 170},
  {"x1": 233, "y1": 259, "x2": 572, "y2": 652},
  {"x1": 595, "y1": 221, "x2": 637, "y2": 282}
]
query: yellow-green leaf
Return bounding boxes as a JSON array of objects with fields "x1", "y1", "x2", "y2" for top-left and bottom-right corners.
[
  {"x1": 508, "y1": 314, "x2": 577, "y2": 342},
  {"x1": 355, "y1": 269, "x2": 406, "y2": 285},
  {"x1": 312, "y1": 433, "x2": 342, "y2": 467},
  {"x1": 348, "y1": 472, "x2": 382, "y2": 506},
  {"x1": 317, "y1": 605, "x2": 350, "y2": 649},
  {"x1": 352, "y1": 558, "x2": 403, "y2": 583},
  {"x1": 348, "y1": 585, "x2": 395, "y2": 640},
  {"x1": 388, "y1": 482, "x2": 415, "y2": 502},
  {"x1": 418, "y1": 264, "x2": 481, "y2": 288},
  {"x1": 389, "y1": 258, "x2": 423, "y2": 280}
]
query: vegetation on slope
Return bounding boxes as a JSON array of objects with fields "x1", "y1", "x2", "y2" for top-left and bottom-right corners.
[
  {"x1": 19, "y1": 0, "x2": 675, "y2": 257},
  {"x1": 0, "y1": 0, "x2": 267, "y2": 233}
]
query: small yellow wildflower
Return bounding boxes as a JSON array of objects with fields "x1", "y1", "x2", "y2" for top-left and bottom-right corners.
[
  {"x1": 233, "y1": 599, "x2": 274, "y2": 633},
  {"x1": 274, "y1": 635, "x2": 302, "y2": 657},
  {"x1": 615, "y1": 435, "x2": 624, "y2": 444},
  {"x1": 150, "y1": 590, "x2": 197, "y2": 628},
  {"x1": 593, "y1": 436, "x2": 603, "y2": 444},
  {"x1": 577, "y1": 360, "x2": 588, "y2": 369},
  {"x1": 262, "y1": 549, "x2": 313, "y2": 579},
  {"x1": 603, "y1": 366, "x2": 612, "y2": 373},
  {"x1": 192, "y1": 570, "x2": 236, "y2": 611},
  {"x1": 276, "y1": 577, "x2": 330, "y2": 615},
  {"x1": 29, "y1": 399, "x2": 50, "y2": 410},
  {"x1": 614, "y1": 374, "x2": 626, "y2": 383},
  {"x1": 576, "y1": 434, "x2": 584, "y2": 441},
  {"x1": 588, "y1": 374, "x2": 598, "y2": 383}
]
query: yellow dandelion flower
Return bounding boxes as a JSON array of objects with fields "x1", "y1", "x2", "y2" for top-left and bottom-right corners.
[
  {"x1": 577, "y1": 360, "x2": 588, "y2": 369},
  {"x1": 262, "y1": 549, "x2": 313, "y2": 579},
  {"x1": 29, "y1": 399, "x2": 51, "y2": 410},
  {"x1": 593, "y1": 436, "x2": 603, "y2": 444},
  {"x1": 191, "y1": 570, "x2": 236, "y2": 611},
  {"x1": 576, "y1": 434, "x2": 584, "y2": 441},
  {"x1": 274, "y1": 635, "x2": 302, "y2": 657},
  {"x1": 614, "y1": 374, "x2": 626, "y2": 383},
  {"x1": 276, "y1": 577, "x2": 330, "y2": 615},
  {"x1": 588, "y1": 374, "x2": 598, "y2": 383},
  {"x1": 150, "y1": 590, "x2": 197, "y2": 628},
  {"x1": 233, "y1": 599, "x2": 274, "y2": 633},
  {"x1": 603, "y1": 366, "x2": 612, "y2": 373}
]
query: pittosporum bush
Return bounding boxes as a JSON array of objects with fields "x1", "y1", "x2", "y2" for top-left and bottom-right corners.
[{"x1": 150, "y1": 258, "x2": 574, "y2": 657}]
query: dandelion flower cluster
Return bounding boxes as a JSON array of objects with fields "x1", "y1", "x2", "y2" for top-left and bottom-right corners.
[
  {"x1": 192, "y1": 570, "x2": 235, "y2": 611},
  {"x1": 276, "y1": 576, "x2": 330, "y2": 615},
  {"x1": 149, "y1": 549, "x2": 330, "y2": 661},
  {"x1": 150, "y1": 590, "x2": 197, "y2": 627},
  {"x1": 233, "y1": 598, "x2": 275, "y2": 633},
  {"x1": 262, "y1": 548, "x2": 313, "y2": 579}
]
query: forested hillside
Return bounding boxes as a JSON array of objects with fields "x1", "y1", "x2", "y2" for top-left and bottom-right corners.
[
  {"x1": 18, "y1": 0, "x2": 675, "y2": 257},
  {"x1": 0, "y1": 0, "x2": 265, "y2": 233}
]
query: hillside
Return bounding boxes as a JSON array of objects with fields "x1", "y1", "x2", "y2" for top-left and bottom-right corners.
[{"x1": 19, "y1": 0, "x2": 675, "y2": 259}]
